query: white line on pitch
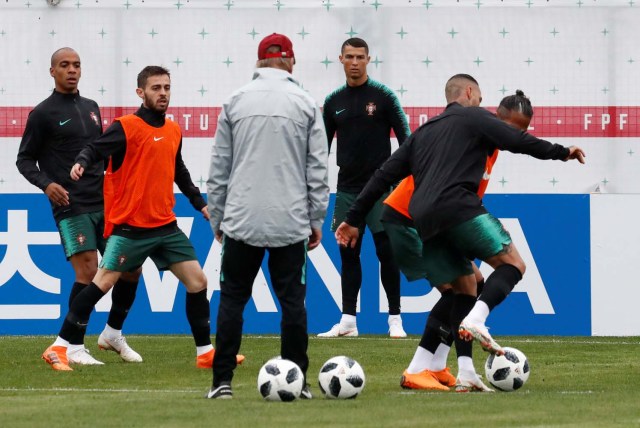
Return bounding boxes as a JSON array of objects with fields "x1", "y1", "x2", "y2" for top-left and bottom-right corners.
[{"x1": 0, "y1": 387, "x2": 202, "y2": 394}]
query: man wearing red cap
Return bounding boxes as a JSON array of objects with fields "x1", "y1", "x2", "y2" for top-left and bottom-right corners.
[{"x1": 206, "y1": 33, "x2": 329, "y2": 399}]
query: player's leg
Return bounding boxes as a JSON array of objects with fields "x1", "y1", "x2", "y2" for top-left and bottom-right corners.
[
  {"x1": 42, "y1": 267, "x2": 122, "y2": 371},
  {"x1": 98, "y1": 268, "x2": 143, "y2": 363},
  {"x1": 454, "y1": 213, "x2": 524, "y2": 355},
  {"x1": 168, "y1": 258, "x2": 214, "y2": 365},
  {"x1": 429, "y1": 262, "x2": 485, "y2": 378},
  {"x1": 421, "y1": 236, "x2": 491, "y2": 391},
  {"x1": 81, "y1": 213, "x2": 142, "y2": 362},
  {"x1": 368, "y1": 197, "x2": 404, "y2": 337},
  {"x1": 448, "y1": 274, "x2": 492, "y2": 392},
  {"x1": 204, "y1": 236, "x2": 263, "y2": 398},
  {"x1": 401, "y1": 286, "x2": 454, "y2": 391},
  {"x1": 267, "y1": 240, "x2": 311, "y2": 397},
  {"x1": 319, "y1": 191, "x2": 360, "y2": 337},
  {"x1": 472, "y1": 243, "x2": 525, "y2": 319},
  {"x1": 58, "y1": 213, "x2": 104, "y2": 365},
  {"x1": 156, "y1": 229, "x2": 214, "y2": 366}
]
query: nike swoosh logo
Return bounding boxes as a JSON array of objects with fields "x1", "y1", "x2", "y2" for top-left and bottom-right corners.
[
  {"x1": 59, "y1": 119, "x2": 72, "y2": 126},
  {"x1": 153, "y1": 136, "x2": 164, "y2": 141},
  {"x1": 336, "y1": 109, "x2": 346, "y2": 115},
  {"x1": 338, "y1": 330, "x2": 355, "y2": 336}
]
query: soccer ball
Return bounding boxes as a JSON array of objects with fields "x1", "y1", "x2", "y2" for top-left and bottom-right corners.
[
  {"x1": 318, "y1": 356, "x2": 366, "y2": 399},
  {"x1": 484, "y1": 347, "x2": 530, "y2": 391},
  {"x1": 257, "y1": 358, "x2": 304, "y2": 402}
]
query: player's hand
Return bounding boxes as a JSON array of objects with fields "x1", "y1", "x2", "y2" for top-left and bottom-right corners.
[
  {"x1": 44, "y1": 183, "x2": 70, "y2": 207},
  {"x1": 215, "y1": 229, "x2": 223, "y2": 243},
  {"x1": 200, "y1": 206, "x2": 210, "y2": 220},
  {"x1": 565, "y1": 146, "x2": 586, "y2": 164},
  {"x1": 335, "y1": 222, "x2": 360, "y2": 248},
  {"x1": 308, "y1": 227, "x2": 322, "y2": 251},
  {"x1": 70, "y1": 163, "x2": 85, "y2": 180}
]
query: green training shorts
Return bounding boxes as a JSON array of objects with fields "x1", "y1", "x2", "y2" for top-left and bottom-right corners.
[
  {"x1": 382, "y1": 221, "x2": 428, "y2": 282},
  {"x1": 331, "y1": 190, "x2": 390, "y2": 233},
  {"x1": 100, "y1": 230, "x2": 198, "y2": 272},
  {"x1": 422, "y1": 213, "x2": 512, "y2": 287},
  {"x1": 58, "y1": 211, "x2": 106, "y2": 259}
]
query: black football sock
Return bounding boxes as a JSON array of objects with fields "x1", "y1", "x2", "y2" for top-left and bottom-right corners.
[
  {"x1": 451, "y1": 293, "x2": 476, "y2": 359},
  {"x1": 68, "y1": 281, "x2": 86, "y2": 307},
  {"x1": 419, "y1": 289, "x2": 454, "y2": 352},
  {"x1": 107, "y1": 278, "x2": 139, "y2": 330},
  {"x1": 478, "y1": 264, "x2": 522, "y2": 311},
  {"x1": 186, "y1": 289, "x2": 211, "y2": 347},
  {"x1": 67, "y1": 282, "x2": 88, "y2": 345},
  {"x1": 59, "y1": 282, "x2": 105, "y2": 342}
]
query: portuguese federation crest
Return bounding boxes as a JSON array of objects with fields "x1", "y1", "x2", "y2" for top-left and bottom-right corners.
[
  {"x1": 90, "y1": 111, "x2": 100, "y2": 126},
  {"x1": 366, "y1": 102, "x2": 376, "y2": 116}
]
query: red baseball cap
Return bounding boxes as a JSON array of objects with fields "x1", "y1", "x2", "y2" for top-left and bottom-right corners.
[{"x1": 258, "y1": 33, "x2": 295, "y2": 60}]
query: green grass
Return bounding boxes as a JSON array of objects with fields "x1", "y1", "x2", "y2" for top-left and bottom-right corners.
[{"x1": 0, "y1": 335, "x2": 639, "y2": 427}]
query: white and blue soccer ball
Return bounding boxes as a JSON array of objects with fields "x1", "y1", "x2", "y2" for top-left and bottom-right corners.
[
  {"x1": 484, "y1": 347, "x2": 530, "y2": 392},
  {"x1": 257, "y1": 358, "x2": 304, "y2": 402},
  {"x1": 318, "y1": 356, "x2": 366, "y2": 399}
]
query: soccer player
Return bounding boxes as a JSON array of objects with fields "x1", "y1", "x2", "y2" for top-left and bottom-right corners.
[
  {"x1": 17, "y1": 47, "x2": 141, "y2": 365},
  {"x1": 386, "y1": 91, "x2": 534, "y2": 392},
  {"x1": 206, "y1": 33, "x2": 329, "y2": 399},
  {"x1": 40, "y1": 65, "x2": 241, "y2": 371},
  {"x1": 335, "y1": 73, "x2": 585, "y2": 363},
  {"x1": 319, "y1": 38, "x2": 410, "y2": 339}
]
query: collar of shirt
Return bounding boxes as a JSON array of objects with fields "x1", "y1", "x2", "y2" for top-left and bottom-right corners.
[
  {"x1": 252, "y1": 67, "x2": 300, "y2": 87},
  {"x1": 135, "y1": 105, "x2": 165, "y2": 127},
  {"x1": 52, "y1": 89, "x2": 80, "y2": 101}
]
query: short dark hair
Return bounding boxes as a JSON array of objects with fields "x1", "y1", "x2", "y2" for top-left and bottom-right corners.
[
  {"x1": 444, "y1": 74, "x2": 479, "y2": 102},
  {"x1": 446, "y1": 73, "x2": 478, "y2": 86},
  {"x1": 137, "y1": 65, "x2": 170, "y2": 89},
  {"x1": 341, "y1": 37, "x2": 369, "y2": 55},
  {"x1": 50, "y1": 47, "x2": 78, "y2": 67},
  {"x1": 498, "y1": 89, "x2": 533, "y2": 118}
]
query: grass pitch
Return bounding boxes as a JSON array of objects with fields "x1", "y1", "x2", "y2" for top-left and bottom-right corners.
[{"x1": 0, "y1": 335, "x2": 638, "y2": 427}]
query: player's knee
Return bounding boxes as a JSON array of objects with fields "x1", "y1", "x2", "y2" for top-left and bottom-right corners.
[
  {"x1": 188, "y1": 271, "x2": 208, "y2": 293},
  {"x1": 514, "y1": 260, "x2": 526, "y2": 276},
  {"x1": 121, "y1": 267, "x2": 142, "y2": 282},
  {"x1": 75, "y1": 264, "x2": 97, "y2": 283}
]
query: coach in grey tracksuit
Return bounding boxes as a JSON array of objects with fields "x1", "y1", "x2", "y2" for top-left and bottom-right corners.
[{"x1": 205, "y1": 33, "x2": 329, "y2": 398}]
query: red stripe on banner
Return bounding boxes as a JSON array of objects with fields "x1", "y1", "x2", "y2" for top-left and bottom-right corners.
[{"x1": 0, "y1": 106, "x2": 638, "y2": 138}]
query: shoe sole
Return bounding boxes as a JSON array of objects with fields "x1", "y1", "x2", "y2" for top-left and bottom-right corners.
[
  {"x1": 318, "y1": 331, "x2": 358, "y2": 337},
  {"x1": 455, "y1": 384, "x2": 494, "y2": 393},
  {"x1": 206, "y1": 393, "x2": 232, "y2": 399},
  {"x1": 206, "y1": 386, "x2": 233, "y2": 399},
  {"x1": 458, "y1": 326, "x2": 504, "y2": 355},
  {"x1": 68, "y1": 358, "x2": 104, "y2": 365}
]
